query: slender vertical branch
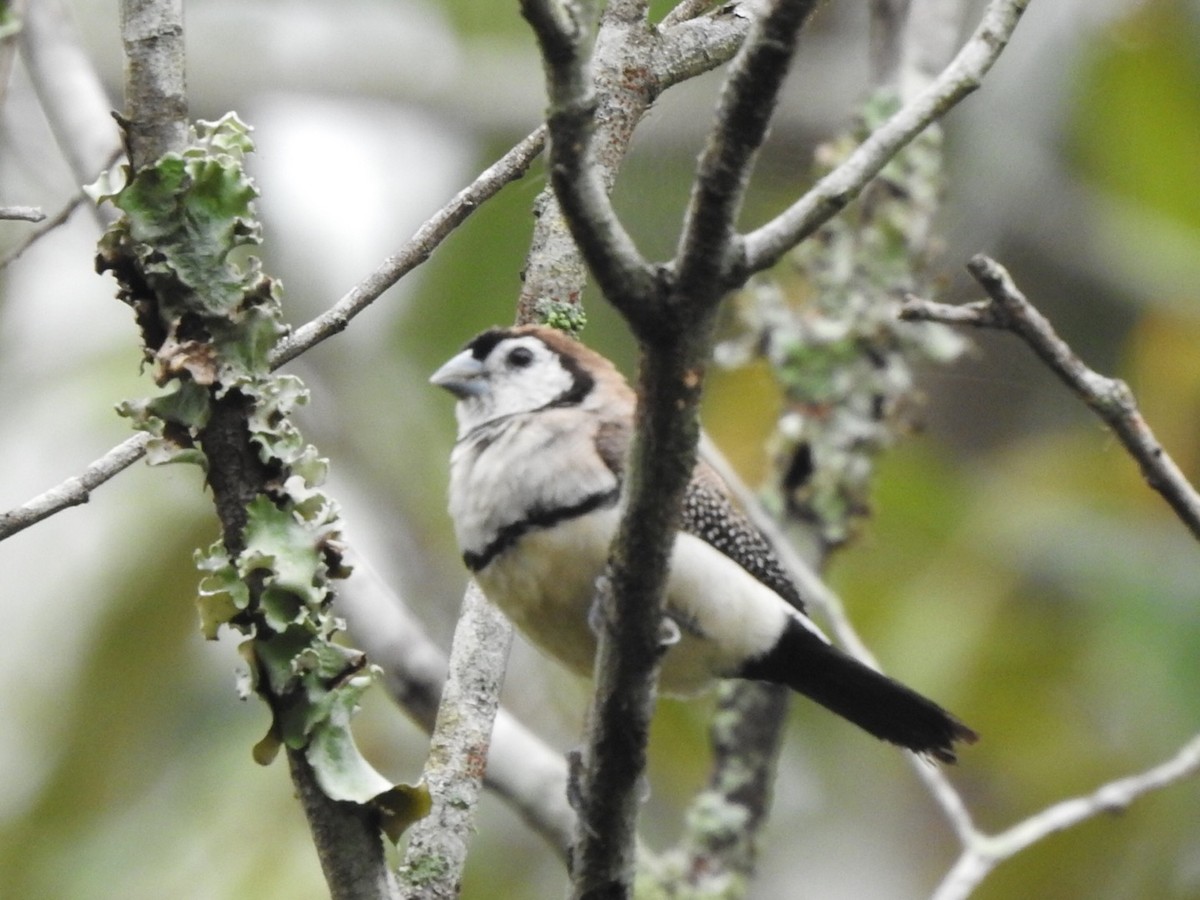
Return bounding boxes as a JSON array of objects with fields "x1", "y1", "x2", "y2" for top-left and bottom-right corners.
[
  {"x1": 521, "y1": 0, "x2": 658, "y2": 329},
  {"x1": 523, "y1": 1, "x2": 827, "y2": 896},
  {"x1": 111, "y1": 4, "x2": 398, "y2": 897},
  {"x1": 398, "y1": 583, "x2": 515, "y2": 898},
  {"x1": 675, "y1": 0, "x2": 819, "y2": 298},
  {"x1": 118, "y1": 0, "x2": 187, "y2": 165}
]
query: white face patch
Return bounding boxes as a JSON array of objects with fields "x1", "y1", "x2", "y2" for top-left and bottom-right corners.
[{"x1": 452, "y1": 335, "x2": 581, "y2": 437}]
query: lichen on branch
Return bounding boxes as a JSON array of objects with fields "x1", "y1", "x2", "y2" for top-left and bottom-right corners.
[{"x1": 92, "y1": 112, "x2": 426, "y2": 840}]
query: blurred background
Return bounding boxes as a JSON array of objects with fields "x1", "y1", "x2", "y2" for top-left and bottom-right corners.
[{"x1": 1, "y1": 0, "x2": 1198, "y2": 897}]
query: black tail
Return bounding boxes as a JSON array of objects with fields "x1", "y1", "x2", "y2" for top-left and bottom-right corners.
[{"x1": 739, "y1": 618, "x2": 978, "y2": 763}]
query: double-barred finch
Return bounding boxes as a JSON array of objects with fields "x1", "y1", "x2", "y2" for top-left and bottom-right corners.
[{"x1": 431, "y1": 324, "x2": 978, "y2": 763}]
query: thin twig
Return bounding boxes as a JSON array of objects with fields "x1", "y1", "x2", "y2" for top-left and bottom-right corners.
[
  {"x1": 0, "y1": 151, "x2": 122, "y2": 271},
  {"x1": 273, "y1": 127, "x2": 546, "y2": 367},
  {"x1": 0, "y1": 205, "x2": 45, "y2": 221},
  {"x1": 675, "y1": 0, "x2": 820, "y2": 302},
  {"x1": 0, "y1": 433, "x2": 150, "y2": 541},
  {"x1": 932, "y1": 732, "x2": 1200, "y2": 900},
  {"x1": 737, "y1": 0, "x2": 1031, "y2": 275},
  {"x1": 900, "y1": 254, "x2": 1200, "y2": 541},
  {"x1": 521, "y1": 0, "x2": 658, "y2": 331},
  {"x1": 397, "y1": 583, "x2": 517, "y2": 897}
]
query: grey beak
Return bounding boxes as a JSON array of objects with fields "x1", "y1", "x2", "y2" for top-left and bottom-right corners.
[{"x1": 430, "y1": 350, "x2": 489, "y2": 399}]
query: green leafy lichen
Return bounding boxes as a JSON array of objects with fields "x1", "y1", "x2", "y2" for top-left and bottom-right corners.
[
  {"x1": 95, "y1": 113, "x2": 420, "y2": 836},
  {"x1": 533, "y1": 297, "x2": 588, "y2": 336}
]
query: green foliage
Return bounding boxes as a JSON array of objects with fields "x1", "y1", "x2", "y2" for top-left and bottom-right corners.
[{"x1": 93, "y1": 113, "x2": 418, "y2": 833}]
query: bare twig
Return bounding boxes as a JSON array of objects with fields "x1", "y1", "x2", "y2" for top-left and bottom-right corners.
[
  {"x1": 675, "y1": 0, "x2": 819, "y2": 302},
  {"x1": 0, "y1": 205, "x2": 45, "y2": 221},
  {"x1": 900, "y1": 254, "x2": 1200, "y2": 541},
  {"x1": 398, "y1": 584, "x2": 516, "y2": 897},
  {"x1": 1, "y1": 195, "x2": 87, "y2": 270},
  {"x1": 0, "y1": 433, "x2": 150, "y2": 541},
  {"x1": 522, "y1": 1, "x2": 827, "y2": 896},
  {"x1": 931, "y1": 733, "x2": 1200, "y2": 900},
  {"x1": 273, "y1": 127, "x2": 546, "y2": 367},
  {"x1": 737, "y1": 0, "x2": 1031, "y2": 275},
  {"x1": 521, "y1": 0, "x2": 658, "y2": 330},
  {"x1": 0, "y1": 149, "x2": 123, "y2": 271},
  {"x1": 897, "y1": 254, "x2": 1200, "y2": 895}
]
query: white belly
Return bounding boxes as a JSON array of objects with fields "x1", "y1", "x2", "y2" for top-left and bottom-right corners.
[
  {"x1": 476, "y1": 510, "x2": 797, "y2": 696},
  {"x1": 476, "y1": 509, "x2": 616, "y2": 679}
]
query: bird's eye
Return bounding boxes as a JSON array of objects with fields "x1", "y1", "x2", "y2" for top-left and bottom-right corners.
[{"x1": 507, "y1": 347, "x2": 534, "y2": 368}]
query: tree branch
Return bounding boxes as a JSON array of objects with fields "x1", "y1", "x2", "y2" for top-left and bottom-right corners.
[
  {"x1": 273, "y1": 126, "x2": 547, "y2": 367},
  {"x1": 397, "y1": 583, "x2": 516, "y2": 898},
  {"x1": 932, "y1": 732, "x2": 1200, "y2": 900},
  {"x1": 335, "y1": 554, "x2": 576, "y2": 860},
  {"x1": 521, "y1": 0, "x2": 658, "y2": 329},
  {"x1": 0, "y1": 205, "x2": 45, "y2": 221},
  {"x1": 111, "y1": 4, "x2": 398, "y2": 897},
  {"x1": 516, "y1": 0, "x2": 751, "y2": 325},
  {"x1": 118, "y1": 0, "x2": 187, "y2": 165},
  {"x1": 0, "y1": 433, "x2": 150, "y2": 541},
  {"x1": 900, "y1": 254, "x2": 1200, "y2": 541},
  {"x1": 523, "y1": 3, "x2": 824, "y2": 896},
  {"x1": 738, "y1": 0, "x2": 1031, "y2": 274},
  {"x1": 676, "y1": 0, "x2": 820, "y2": 300},
  {"x1": 653, "y1": 8, "x2": 754, "y2": 88}
]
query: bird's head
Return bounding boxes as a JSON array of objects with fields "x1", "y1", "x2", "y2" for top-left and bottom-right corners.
[{"x1": 430, "y1": 325, "x2": 610, "y2": 436}]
